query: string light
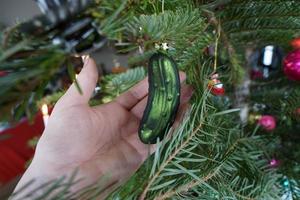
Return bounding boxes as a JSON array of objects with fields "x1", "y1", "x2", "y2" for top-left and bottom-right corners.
[{"x1": 41, "y1": 104, "x2": 49, "y2": 127}]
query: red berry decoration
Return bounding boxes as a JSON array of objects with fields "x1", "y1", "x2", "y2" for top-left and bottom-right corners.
[
  {"x1": 208, "y1": 73, "x2": 225, "y2": 96},
  {"x1": 258, "y1": 115, "x2": 276, "y2": 131},
  {"x1": 290, "y1": 37, "x2": 300, "y2": 49},
  {"x1": 283, "y1": 49, "x2": 300, "y2": 81}
]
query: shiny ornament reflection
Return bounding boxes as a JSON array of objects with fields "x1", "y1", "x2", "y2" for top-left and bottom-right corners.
[
  {"x1": 258, "y1": 115, "x2": 276, "y2": 131},
  {"x1": 41, "y1": 104, "x2": 49, "y2": 127},
  {"x1": 283, "y1": 49, "x2": 300, "y2": 81}
]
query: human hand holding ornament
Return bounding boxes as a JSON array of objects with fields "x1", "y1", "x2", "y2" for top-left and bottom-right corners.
[{"x1": 13, "y1": 57, "x2": 193, "y2": 199}]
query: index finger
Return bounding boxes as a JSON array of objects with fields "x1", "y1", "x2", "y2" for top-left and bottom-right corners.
[
  {"x1": 114, "y1": 77, "x2": 149, "y2": 110},
  {"x1": 114, "y1": 71, "x2": 186, "y2": 110}
]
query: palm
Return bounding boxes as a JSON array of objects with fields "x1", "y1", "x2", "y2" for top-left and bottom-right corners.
[{"x1": 36, "y1": 92, "x2": 151, "y2": 194}]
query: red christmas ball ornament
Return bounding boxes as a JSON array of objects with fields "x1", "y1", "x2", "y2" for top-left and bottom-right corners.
[
  {"x1": 211, "y1": 83, "x2": 225, "y2": 96},
  {"x1": 208, "y1": 73, "x2": 225, "y2": 96},
  {"x1": 283, "y1": 49, "x2": 300, "y2": 81},
  {"x1": 0, "y1": 71, "x2": 8, "y2": 77},
  {"x1": 290, "y1": 37, "x2": 300, "y2": 49},
  {"x1": 258, "y1": 115, "x2": 276, "y2": 131}
]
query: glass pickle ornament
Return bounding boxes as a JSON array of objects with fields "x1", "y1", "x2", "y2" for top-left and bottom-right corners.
[{"x1": 138, "y1": 52, "x2": 180, "y2": 144}]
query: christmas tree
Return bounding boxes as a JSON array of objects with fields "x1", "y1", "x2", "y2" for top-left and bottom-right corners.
[{"x1": 1, "y1": 0, "x2": 300, "y2": 199}]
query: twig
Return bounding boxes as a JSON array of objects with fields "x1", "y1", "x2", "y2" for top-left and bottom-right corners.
[
  {"x1": 139, "y1": 123, "x2": 203, "y2": 200},
  {"x1": 204, "y1": 11, "x2": 243, "y2": 83},
  {"x1": 234, "y1": 192, "x2": 256, "y2": 200},
  {"x1": 154, "y1": 168, "x2": 219, "y2": 200}
]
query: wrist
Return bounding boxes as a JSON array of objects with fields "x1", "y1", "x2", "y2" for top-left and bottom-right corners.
[{"x1": 11, "y1": 160, "x2": 59, "y2": 199}]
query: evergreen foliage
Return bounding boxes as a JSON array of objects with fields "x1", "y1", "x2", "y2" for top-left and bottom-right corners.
[{"x1": 1, "y1": 0, "x2": 299, "y2": 199}]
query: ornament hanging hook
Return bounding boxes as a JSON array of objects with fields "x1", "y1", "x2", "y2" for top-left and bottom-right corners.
[{"x1": 212, "y1": 21, "x2": 221, "y2": 75}]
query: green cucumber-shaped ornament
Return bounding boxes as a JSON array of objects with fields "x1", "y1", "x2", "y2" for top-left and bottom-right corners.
[{"x1": 139, "y1": 52, "x2": 180, "y2": 144}]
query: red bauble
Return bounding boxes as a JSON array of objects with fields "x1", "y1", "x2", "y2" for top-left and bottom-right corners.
[
  {"x1": 208, "y1": 77, "x2": 225, "y2": 96},
  {"x1": 211, "y1": 85, "x2": 225, "y2": 96},
  {"x1": 0, "y1": 71, "x2": 8, "y2": 77},
  {"x1": 283, "y1": 49, "x2": 300, "y2": 81},
  {"x1": 258, "y1": 115, "x2": 276, "y2": 131},
  {"x1": 291, "y1": 37, "x2": 300, "y2": 49}
]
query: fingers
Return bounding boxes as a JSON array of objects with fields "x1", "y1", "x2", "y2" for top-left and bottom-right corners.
[
  {"x1": 115, "y1": 72, "x2": 186, "y2": 110},
  {"x1": 129, "y1": 96, "x2": 147, "y2": 119},
  {"x1": 130, "y1": 83, "x2": 193, "y2": 120},
  {"x1": 180, "y1": 84, "x2": 194, "y2": 103},
  {"x1": 124, "y1": 132, "x2": 156, "y2": 161},
  {"x1": 114, "y1": 78, "x2": 149, "y2": 110},
  {"x1": 58, "y1": 57, "x2": 98, "y2": 106}
]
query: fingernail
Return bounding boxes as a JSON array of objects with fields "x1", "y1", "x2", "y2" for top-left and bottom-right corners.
[
  {"x1": 181, "y1": 86, "x2": 194, "y2": 103},
  {"x1": 82, "y1": 55, "x2": 90, "y2": 66},
  {"x1": 186, "y1": 85, "x2": 194, "y2": 98},
  {"x1": 179, "y1": 71, "x2": 186, "y2": 82}
]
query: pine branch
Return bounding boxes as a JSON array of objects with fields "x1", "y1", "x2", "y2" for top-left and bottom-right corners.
[
  {"x1": 281, "y1": 177, "x2": 300, "y2": 200},
  {"x1": 90, "y1": 0, "x2": 130, "y2": 40},
  {"x1": 125, "y1": 8, "x2": 207, "y2": 51},
  {"x1": 205, "y1": 12, "x2": 245, "y2": 83},
  {"x1": 228, "y1": 27, "x2": 300, "y2": 34},
  {"x1": 154, "y1": 168, "x2": 219, "y2": 200},
  {"x1": 139, "y1": 119, "x2": 204, "y2": 200},
  {"x1": 218, "y1": 0, "x2": 300, "y2": 46},
  {"x1": 2, "y1": 1, "x2": 295, "y2": 199},
  {"x1": 176, "y1": 33, "x2": 213, "y2": 70},
  {"x1": 223, "y1": 14, "x2": 300, "y2": 24},
  {"x1": 99, "y1": 66, "x2": 146, "y2": 103},
  {"x1": 107, "y1": 59, "x2": 280, "y2": 199}
]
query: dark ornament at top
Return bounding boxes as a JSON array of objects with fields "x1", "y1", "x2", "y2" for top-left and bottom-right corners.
[
  {"x1": 19, "y1": 0, "x2": 106, "y2": 55},
  {"x1": 258, "y1": 45, "x2": 283, "y2": 78}
]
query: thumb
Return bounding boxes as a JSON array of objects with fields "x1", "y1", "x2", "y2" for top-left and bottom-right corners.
[{"x1": 59, "y1": 56, "x2": 99, "y2": 106}]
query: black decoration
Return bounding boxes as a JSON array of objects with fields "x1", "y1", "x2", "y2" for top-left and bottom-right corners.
[
  {"x1": 19, "y1": 0, "x2": 106, "y2": 54},
  {"x1": 52, "y1": 18, "x2": 106, "y2": 54},
  {"x1": 258, "y1": 45, "x2": 283, "y2": 78}
]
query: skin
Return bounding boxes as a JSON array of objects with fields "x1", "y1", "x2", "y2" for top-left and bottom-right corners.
[{"x1": 13, "y1": 57, "x2": 193, "y2": 199}]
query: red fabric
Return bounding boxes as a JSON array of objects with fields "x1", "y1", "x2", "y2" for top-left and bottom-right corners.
[{"x1": 0, "y1": 112, "x2": 44, "y2": 184}]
